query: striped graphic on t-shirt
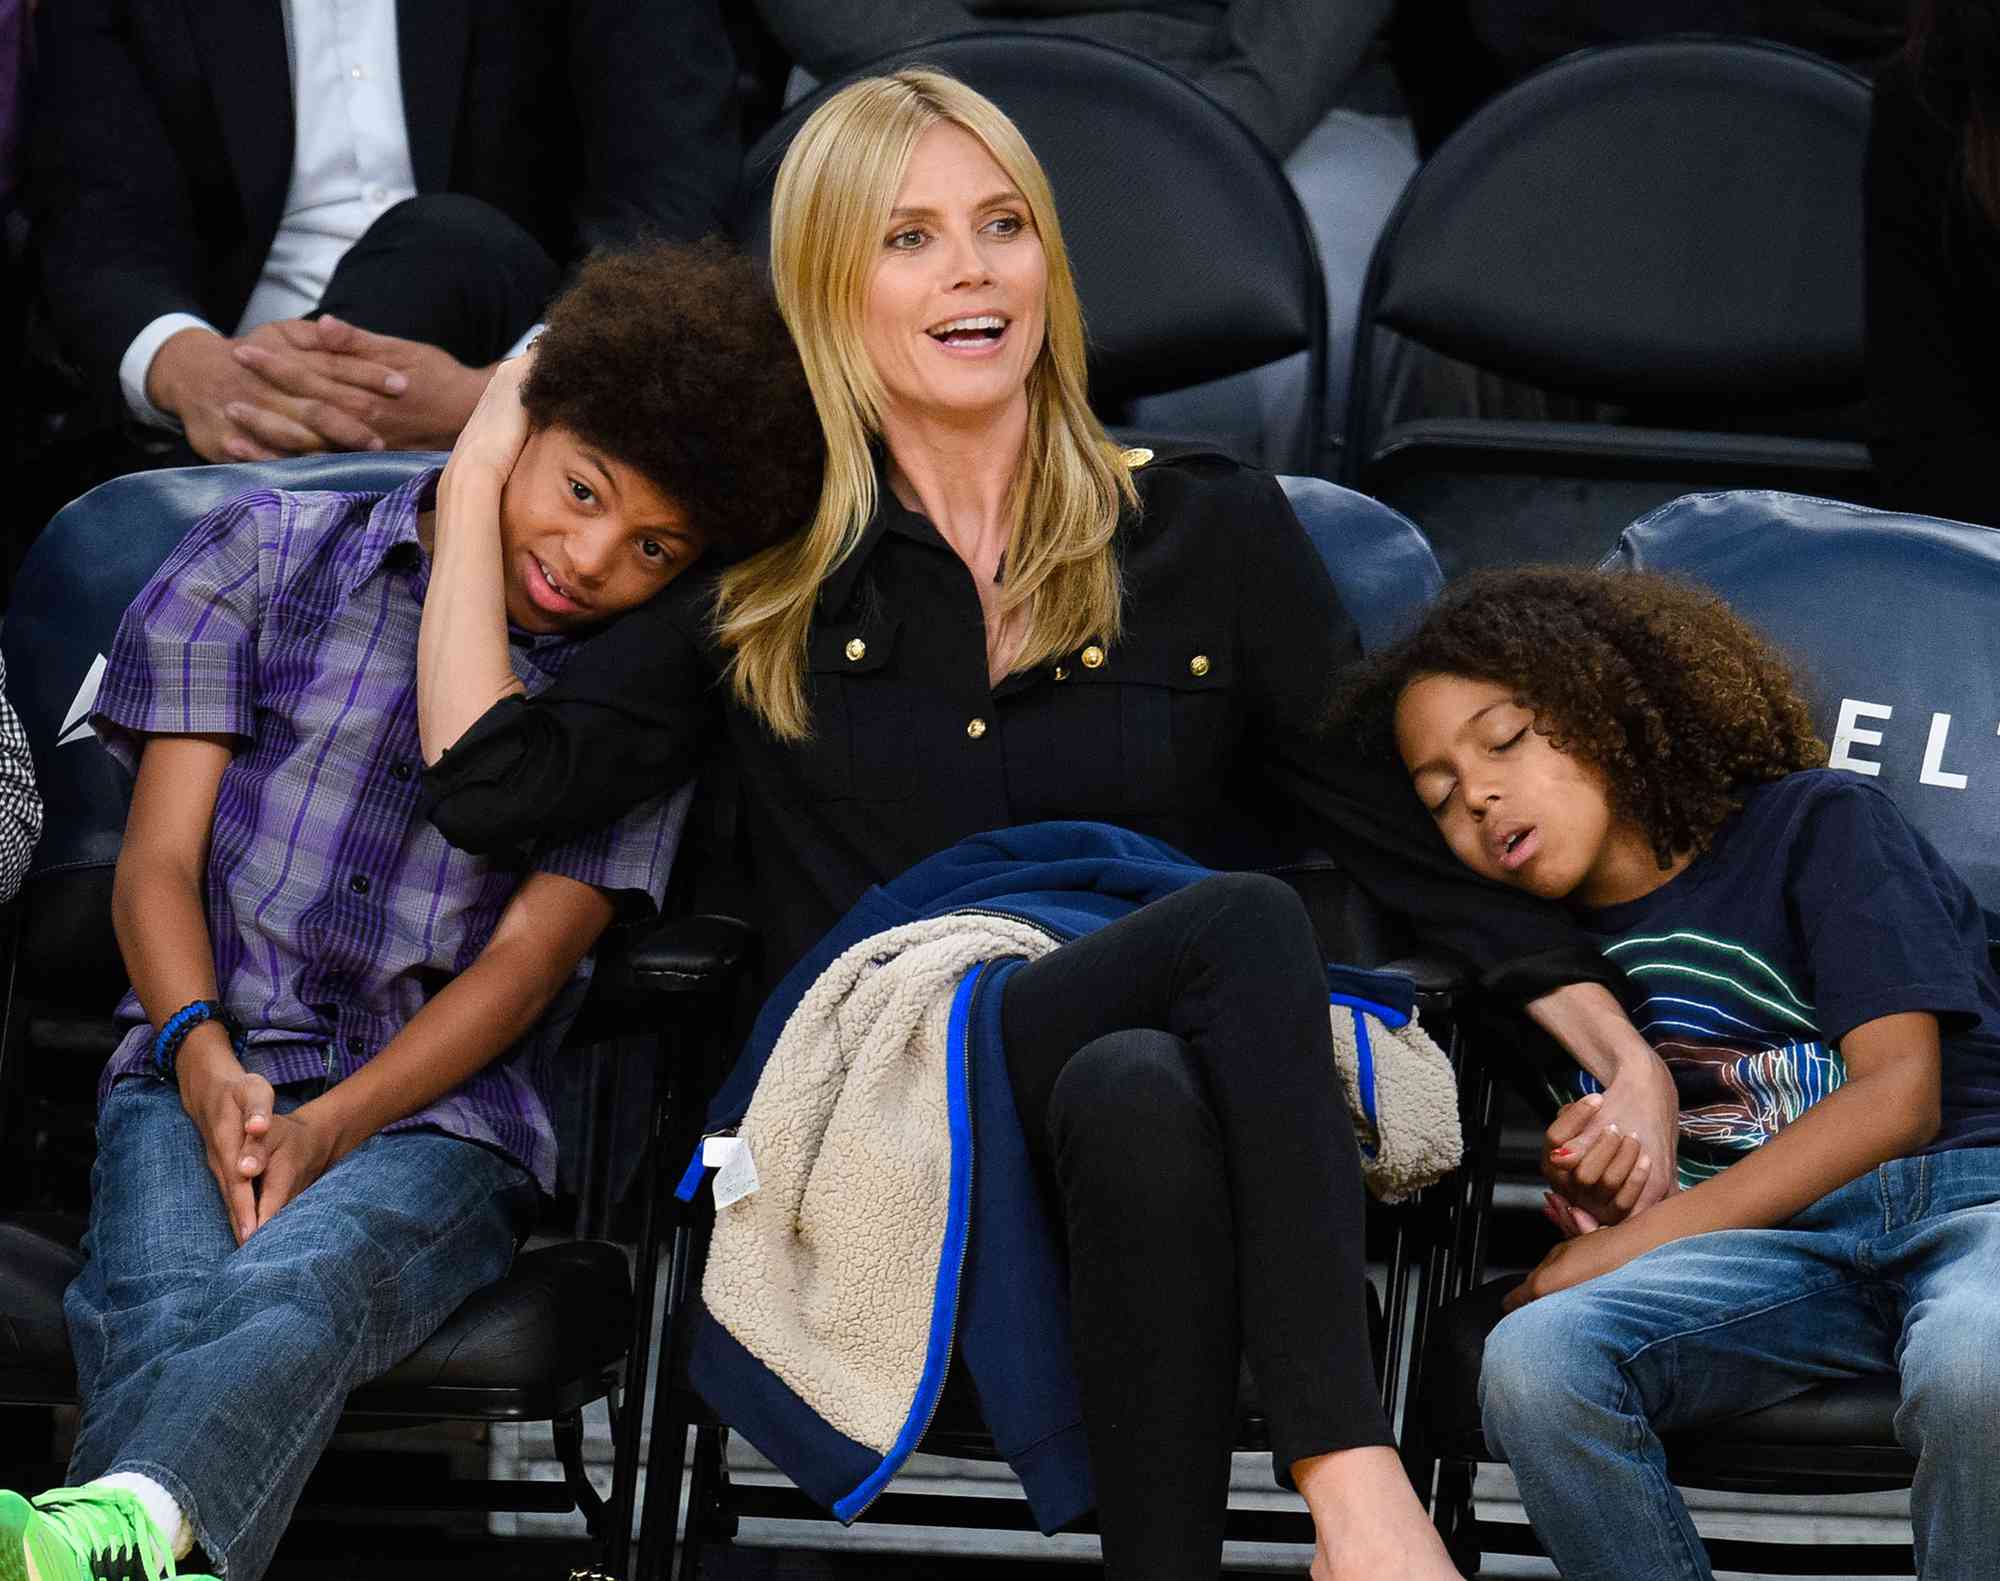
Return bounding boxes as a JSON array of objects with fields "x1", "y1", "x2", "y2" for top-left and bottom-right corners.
[{"x1": 1553, "y1": 929, "x2": 1847, "y2": 1187}]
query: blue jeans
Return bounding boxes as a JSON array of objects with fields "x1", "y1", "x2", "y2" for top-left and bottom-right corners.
[
  {"x1": 1480, "y1": 1148, "x2": 2000, "y2": 1580},
  {"x1": 64, "y1": 1079, "x2": 532, "y2": 1580}
]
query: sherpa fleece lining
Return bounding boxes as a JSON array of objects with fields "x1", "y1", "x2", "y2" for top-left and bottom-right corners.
[{"x1": 702, "y1": 914, "x2": 1060, "y2": 1454}]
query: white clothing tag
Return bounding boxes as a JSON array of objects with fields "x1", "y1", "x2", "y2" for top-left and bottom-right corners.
[
  {"x1": 711, "y1": 1136, "x2": 761, "y2": 1209},
  {"x1": 702, "y1": 1134, "x2": 741, "y2": 1167}
]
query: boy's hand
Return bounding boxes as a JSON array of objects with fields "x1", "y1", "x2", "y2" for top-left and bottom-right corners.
[
  {"x1": 437, "y1": 348, "x2": 532, "y2": 507},
  {"x1": 250, "y1": 1104, "x2": 343, "y2": 1232},
  {"x1": 177, "y1": 1027, "x2": 275, "y2": 1244},
  {"x1": 1503, "y1": 1219, "x2": 1651, "y2": 1313},
  {"x1": 1543, "y1": 1095, "x2": 1654, "y2": 1231}
]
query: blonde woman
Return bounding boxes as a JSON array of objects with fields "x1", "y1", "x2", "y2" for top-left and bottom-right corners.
[{"x1": 417, "y1": 73, "x2": 1676, "y2": 1580}]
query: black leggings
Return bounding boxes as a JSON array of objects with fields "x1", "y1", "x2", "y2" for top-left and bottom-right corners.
[{"x1": 1000, "y1": 872, "x2": 1392, "y2": 1578}]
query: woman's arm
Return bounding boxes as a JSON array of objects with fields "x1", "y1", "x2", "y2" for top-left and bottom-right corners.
[
  {"x1": 1523, "y1": 980, "x2": 1682, "y2": 1208},
  {"x1": 114, "y1": 734, "x2": 275, "y2": 1243},
  {"x1": 1239, "y1": 472, "x2": 1682, "y2": 1204},
  {"x1": 420, "y1": 591, "x2": 712, "y2": 852},
  {"x1": 250, "y1": 870, "x2": 616, "y2": 1227},
  {"x1": 1506, "y1": 1010, "x2": 1940, "y2": 1309}
]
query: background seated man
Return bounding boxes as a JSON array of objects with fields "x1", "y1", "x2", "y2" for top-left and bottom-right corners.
[
  {"x1": 25, "y1": 0, "x2": 740, "y2": 468},
  {"x1": 0, "y1": 243, "x2": 822, "y2": 1581}
]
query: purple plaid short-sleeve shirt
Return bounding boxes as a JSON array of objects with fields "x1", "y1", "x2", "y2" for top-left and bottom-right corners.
[{"x1": 91, "y1": 470, "x2": 686, "y2": 1192}]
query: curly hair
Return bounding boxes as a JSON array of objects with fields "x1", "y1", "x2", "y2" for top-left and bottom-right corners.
[
  {"x1": 520, "y1": 239, "x2": 823, "y2": 562},
  {"x1": 1341, "y1": 569, "x2": 1827, "y2": 867}
]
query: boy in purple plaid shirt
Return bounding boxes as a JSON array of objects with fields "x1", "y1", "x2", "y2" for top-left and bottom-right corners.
[{"x1": 0, "y1": 245, "x2": 823, "y2": 1581}]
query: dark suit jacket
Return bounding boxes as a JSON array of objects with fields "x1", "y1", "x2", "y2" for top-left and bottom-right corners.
[
  {"x1": 755, "y1": 0, "x2": 1385, "y2": 157},
  {"x1": 1865, "y1": 57, "x2": 2000, "y2": 528},
  {"x1": 27, "y1": 0, "x2": 741, "y2": 409}
]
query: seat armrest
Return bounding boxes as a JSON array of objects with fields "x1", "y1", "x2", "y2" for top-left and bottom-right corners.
[
  {"x1": 1377, "y1": 952, "x2": 1468, "y2": 999},
  {"x1": 601, "y1": 914, "x2": 756, "y2": 999}
]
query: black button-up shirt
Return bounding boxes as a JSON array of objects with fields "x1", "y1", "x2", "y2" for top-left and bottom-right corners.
[{"x1": 424, "y1": 451, "x2": 1612, "y2": 1001}]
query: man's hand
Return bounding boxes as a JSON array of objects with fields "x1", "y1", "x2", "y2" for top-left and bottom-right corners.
[
  {"x1": 303, "y1": 316, "x2": 496, "y2": 451},
  {"x1": 250, "y1": 1102, "x2": 344, "y2": 1231},
  {"x1": 1541, "y1": 1094, "x2": 1654, "y2": 1235},
  {"x1": 176, "y1": 1026, "x2": 275, "y2": 1244},
  {"x1": 146, "y1": 326, "x2": 389, "y2": 461},
  {"x1": 1503, "y1": 1218, "x2": 1652, "y2": 1313},
  {"x1": 230, "y1": 318, "x2": 412, "y2": 449}
]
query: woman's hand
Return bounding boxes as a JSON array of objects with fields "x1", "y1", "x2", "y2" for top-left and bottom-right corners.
[
  {"x1": 1503, "y1": 1219, "x2": 1651, "y2": 1313},
  {"x1": 438, "y1": 351, "x2": 533, "y2": 509},
  {"x1": 1541, "y1": 1094, "x2": 1654, "y2": 1235},
  {"x1": 1524, "y1": 983, "x2": 1681, "y2": 1218}
]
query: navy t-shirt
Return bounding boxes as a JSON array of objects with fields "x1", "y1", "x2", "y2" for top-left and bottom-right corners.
[{"x1": 1557, "y1": 769, "x2": 2000, "y2": 1186}]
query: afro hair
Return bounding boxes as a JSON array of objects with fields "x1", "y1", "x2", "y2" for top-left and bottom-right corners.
[
  {"x1": 1340, "y1": 567, "x2": 1827, "y2": 867},
  {"x1": 521, "y1": 239, "x2": 824, "y2": 563}
]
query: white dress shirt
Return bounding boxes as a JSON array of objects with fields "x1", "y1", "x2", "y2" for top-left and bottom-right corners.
[{"x1": 120, "y1": 0, "x2": 539, "y2": 428}]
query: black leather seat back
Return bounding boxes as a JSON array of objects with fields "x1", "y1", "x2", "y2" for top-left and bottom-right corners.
[
  {"x1": 3, "y1": 454, "x2": 443, "y2": 1008},
  {"x1": 1360, "y1": 37, "x2": 1869, "y2": 410},
  {"x1": 736, "y1": 32, "x2": 1326, "y2": 465},
  {"x1": 1340, "y1": 38, "x2": 1873, "y2": 573}
]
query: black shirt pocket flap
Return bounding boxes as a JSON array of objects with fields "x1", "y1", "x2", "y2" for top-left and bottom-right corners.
[
  {"x1": 1059, "y1": 635, "x2": 1227, "y2": 691},
  {"x1": 808, "y1": 617, "x2": 901, "y2": 676}
]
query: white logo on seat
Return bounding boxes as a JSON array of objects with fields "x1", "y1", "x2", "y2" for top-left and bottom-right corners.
[{"x1": 58, "y1": 653, "x2": 108, "y2": 747}]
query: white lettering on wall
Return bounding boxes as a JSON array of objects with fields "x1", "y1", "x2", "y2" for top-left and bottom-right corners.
[
  {"x1": 1828, "y1": 698, "x2": 1892, "y2": 777},
  {"x1": 1920, "y1": 713, "x2": 1970, "y2": 790}
]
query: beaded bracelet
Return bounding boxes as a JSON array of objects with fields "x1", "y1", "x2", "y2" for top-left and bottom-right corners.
[{"x1": 152, "y1": 999, "x2": 245, "y2": 1081}]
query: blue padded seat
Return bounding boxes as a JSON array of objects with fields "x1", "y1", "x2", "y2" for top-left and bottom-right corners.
[{"x1": 1609, "y1": 490, "x2": 2000, "y2": 927}]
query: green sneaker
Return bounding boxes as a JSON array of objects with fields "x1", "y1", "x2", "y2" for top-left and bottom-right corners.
[
  {"x1": 0, "y1": 1491, "x2": 32, "y2": 1581},
  {"x1": 13, "y1": 1487, "x2": 214, "y2": 1581}
]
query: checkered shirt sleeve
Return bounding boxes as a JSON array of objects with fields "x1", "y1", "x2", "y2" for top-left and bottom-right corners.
[
  {"x1": 90, "y1": 491, "x2": 272, "y2": 771},
  {"x1": 531, "y1": 781, "x2": 692, "y2": 921},
  {"x1": 0, "y1": 656, "x2": 42, "y2": 903}
]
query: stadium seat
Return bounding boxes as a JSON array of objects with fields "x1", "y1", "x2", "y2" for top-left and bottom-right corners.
[
  {"x1": 734, "y1": 32, "x2": 1331, "y2": 477},
  {"x1": 0, "y1": 454, "x2": 742, "y2": 1579},
  {"x1": 1341, "y1": 39, "x2": 1875, "y2": 579},
  {"x1": 1405, "y1": 490, "x2": 2000, "y2": 1578},
  {"x1": 637, "y1": 476, "x2": 1460, "y2": 1580}
]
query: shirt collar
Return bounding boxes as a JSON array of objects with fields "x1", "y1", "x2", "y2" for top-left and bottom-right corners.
[
  {"x1": 342, "y1": 466, "x2": 439, "y2": 600},
  {"x1": 816, "y1": 458, "x2": 955, "y2": 618}
]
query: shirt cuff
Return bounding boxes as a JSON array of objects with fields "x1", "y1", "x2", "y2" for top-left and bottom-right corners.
[
  {"x1": 121, "y1": 312, "x2": 221, "y2": 430},
  {"x1": 503, "y1": 322, "x2": 547, "y2": 362}
]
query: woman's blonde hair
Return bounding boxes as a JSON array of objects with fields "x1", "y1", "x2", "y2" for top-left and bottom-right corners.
[{"x1": 714, "y1": 68, "x2": 1135, "y2": 740}]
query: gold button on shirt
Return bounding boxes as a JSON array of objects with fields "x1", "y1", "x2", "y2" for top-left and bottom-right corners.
[
  {"x1": 966, "y1": 717, "x2": 988, "y2": 740},
  {"x1": 1081, "y1": 644, "x2": 1105, "y2": 669},
  {"x1": 844, "y1": 637, "x2": 866, "y2": 662},
  {"x1": 1189, "y1": 654, "x2": 1211, "y2": 677}
]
